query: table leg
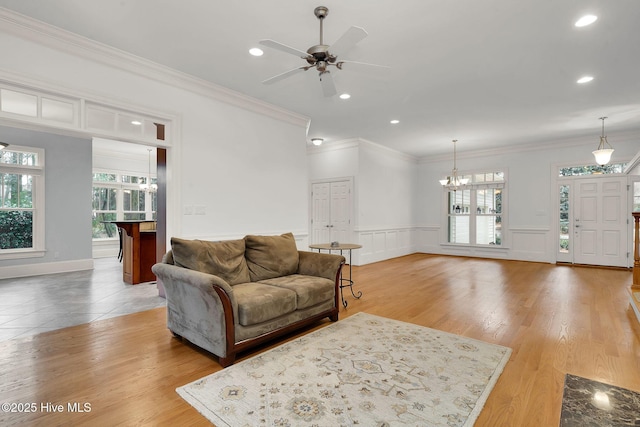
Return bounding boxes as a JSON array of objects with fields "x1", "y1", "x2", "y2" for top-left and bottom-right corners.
[{"x1": 339, "y1": 249, "x2": 362, "y2": 308}]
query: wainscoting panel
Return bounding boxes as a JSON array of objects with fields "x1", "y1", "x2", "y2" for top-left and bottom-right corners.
[
  {"x1": 415, "y1": 226, "x2": 551, "y2": 263},
  {"x1": 510, "y1": 228, "x2": 550, "y2": 262},
  {"x1": 355, "y1": 227, "x2": 415, "y2": 265},
  {"x1": 325, "y1": 226, "x2": 550, "y2": 266},
  {"x1": 415, "y1": 226, "x2": 440, "y2": 253}
]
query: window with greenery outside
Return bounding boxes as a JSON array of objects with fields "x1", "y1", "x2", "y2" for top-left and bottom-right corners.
[{"x1": 0, "y1": 150, "x2": 37, "y2": 250}]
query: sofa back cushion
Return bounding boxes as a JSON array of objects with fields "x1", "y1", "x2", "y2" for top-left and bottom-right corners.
[
  {"x1": 170, "y1": 237, "x2": 251, "y2": 285},
  {"x1": 244, "y1": 232, "x2": 299, "y2": 281}
]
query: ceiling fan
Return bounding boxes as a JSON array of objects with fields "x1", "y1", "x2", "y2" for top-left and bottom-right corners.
[{"x1": 259, "y1": 6, "x2": 387, "y2": 97}]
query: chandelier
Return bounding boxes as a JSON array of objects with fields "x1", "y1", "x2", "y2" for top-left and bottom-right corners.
[
  {"x1": 139, "y1": 148, "x2": 157, "y2": 192},
  {"x1": 439, "y1": 139, "x2": 469, "y2": 191},
  {"x1": 592, "y1": 116, "x2": 614, "y2": 166}
]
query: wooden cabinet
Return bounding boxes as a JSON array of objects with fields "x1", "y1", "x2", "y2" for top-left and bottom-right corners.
[{"x1": 113, "y1": 221, "x2": 157, "y2": 285}]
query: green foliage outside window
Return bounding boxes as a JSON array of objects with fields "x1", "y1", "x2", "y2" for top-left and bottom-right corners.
[
  {"x1": 0, "y1": 172, "x2": 34, "y2": 250},
  {"x1": 559, "y1": 163, "x2": 625, "y2": 176},
  {"x1": 0, "y1": 211, "x2": 33, "y2": 249}
]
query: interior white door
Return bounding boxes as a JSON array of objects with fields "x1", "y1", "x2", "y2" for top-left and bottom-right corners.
[
  {"x1": 311, "y1": 182, "x2": 331, "y2": 244},
  {"x1": 573, "y1": 177, "x2": 628, "y2": 267},
  {"x1": 330, "y1": 181, "x2": 351, "y2": 243},
  {"x1": 310, "y1": 180, "x2": 353, "y2": 244}
]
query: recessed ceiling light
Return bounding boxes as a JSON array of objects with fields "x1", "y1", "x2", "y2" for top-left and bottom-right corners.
[
  {"x1": 390, "y1": 119, "x2": 400, "y2": 124},
  {"x1": 311, "y1": 138, "x2": 323, "y2": 146},
  {"x1": 575, "y1": 15, "x2": 598, "y2": 27},
  {"x1": 339, "y1": 93, "x2": 351, "y2": 100},
  {"x1": 249, "y1": 47, "x2": 264, "y2": 57},
  {"x1": 131, "y1": 120, "x2": 142, "y2": 126},
  {"x1": 577, "y1": 76, "x2": 594, "y2": 84}
]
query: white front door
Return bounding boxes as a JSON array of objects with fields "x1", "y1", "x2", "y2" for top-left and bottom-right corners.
[
  {"x1": 573, "y1": 177, "x2": 628, "y2": 267},
  {"x1": 310, "y1": 179, "x2": 353, "y2": 244}
]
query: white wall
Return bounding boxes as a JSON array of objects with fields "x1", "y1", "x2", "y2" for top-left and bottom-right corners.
[
  {"x1": 0, "y1": 13, "x2": 637, "y2": 275},
  {"x1": 357, "y1": 141, "x2": 417, "y2": 264},
  {"x1": 307, "y1": 138, "x2": 418, "y2": 264},
  {"x1": 0, "y1": 15, "x2": 311, "y2": 276},
  {"x1": 417, "y1": 135, "x2": 640, "y2": 263}
]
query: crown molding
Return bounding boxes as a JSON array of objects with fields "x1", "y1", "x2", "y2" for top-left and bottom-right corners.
[
  {"x1": 0, "y1": 8, "x2": 309, "y2": 129},
  {"x1": 358, "y1": 138, "x2": 419, "y2": 163},
  {"x1": 418, "y1": 130, "x2": 640, "y2": 164},
  {"x1": 307, "y1": 137, "x2": 360, "y2": 153},
  {"x1": 307, "y1": 137, "x2": 418, "y2": 163}
]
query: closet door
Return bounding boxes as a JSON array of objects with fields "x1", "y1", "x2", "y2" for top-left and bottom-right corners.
[{"x1": 310, "y1": 179, "x2": 353, "y2": 244}]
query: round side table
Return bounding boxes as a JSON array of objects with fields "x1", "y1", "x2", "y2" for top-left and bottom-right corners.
[{"x1": 309, "y1": 243, "x2": 362, "y2": 308}]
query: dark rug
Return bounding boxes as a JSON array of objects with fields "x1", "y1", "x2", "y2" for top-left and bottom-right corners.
[{"x1": 560, "y1": 374, "x2": 640, "y2": 426}]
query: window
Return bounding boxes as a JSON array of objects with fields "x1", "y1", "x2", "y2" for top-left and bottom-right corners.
[
  {"x1": 0, "y1": 146, "x2": 44, "y2": 256},
  {"x1": 92, "y1": 171, "x2": 156, "y2": 239},
  {"x1": 0, "y1": 85, "x2": 79, "y2": 126},
  {"x1": 559, "y1": 185, "x2": 570, "y2": 253},
  {"x1": 445, "y1": 171, "x2": 505, "y2": 246},
  {"x1": 559, "y1": 163, "x2": 626, "y2": 176}
]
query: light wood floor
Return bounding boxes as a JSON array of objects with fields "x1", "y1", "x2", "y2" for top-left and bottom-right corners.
[{"x1": 1, "y1": 254, "x2": 638, "y2": 426}]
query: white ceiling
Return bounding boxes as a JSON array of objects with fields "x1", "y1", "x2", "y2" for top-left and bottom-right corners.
[{"x1": 1, "y1": 0, "x2": 639, "y2": 157}]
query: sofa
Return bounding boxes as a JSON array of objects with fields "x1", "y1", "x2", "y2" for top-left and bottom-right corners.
[{"x1": 151, "y1": 232, "x2": 345, "y2": 367}]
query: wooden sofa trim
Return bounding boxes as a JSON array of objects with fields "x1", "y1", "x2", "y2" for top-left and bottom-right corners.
[{"x1": 209, "y1": 260, "x2": 344, "y2": 367}]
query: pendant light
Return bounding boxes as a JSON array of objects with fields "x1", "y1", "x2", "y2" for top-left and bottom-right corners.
[
  {"x1": 592, "y1": 116, "x2": 614, "y2": 166},
  {"x1": 439, "y1": 139, "x2": 469, "y2": 191},
  {"x1": 139, "y1": 148, "x2": 157, "y2": 192}
]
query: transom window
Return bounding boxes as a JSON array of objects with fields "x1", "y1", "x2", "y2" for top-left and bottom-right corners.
[
  {"x1": 559, "y1": 163, "x2": 626, "y2": 176},
  {"x1": 445, "y1": 171, "x2": 505, "y2": 246}
]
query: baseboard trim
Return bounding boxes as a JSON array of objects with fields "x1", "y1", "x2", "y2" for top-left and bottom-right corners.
[
  {"x1": 0, "y1": 259, "x2": 94, "y2": 279},
  {"x1": 629, "y1": 288, "x2": 640, "y2": 325}
]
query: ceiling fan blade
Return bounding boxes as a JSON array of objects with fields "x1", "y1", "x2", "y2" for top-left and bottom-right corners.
[
  {"x1": 259, "y1": 39, "x2": 310, "y2": 58},
  {"x1": 262, "y1": 66, "x2": 308, "y2": 85},
  {"x1": 330, "y1": 26, "x2": 368, "y2": 57},
  {"x1": 337, "y1": 60, "x2": 391, "y2": 69},
  {"x1": 319, "y1": 72, "x2": 337, "y2": 97}
]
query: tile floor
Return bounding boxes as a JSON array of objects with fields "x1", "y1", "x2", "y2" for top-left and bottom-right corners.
[{"x1": 0, "y1": 257, "x2": 166, "y2": 342}]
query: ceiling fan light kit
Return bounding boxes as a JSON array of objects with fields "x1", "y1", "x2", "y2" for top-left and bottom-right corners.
[{"x1": 259, "y1": 6, "x2": 386, "y2": 97}]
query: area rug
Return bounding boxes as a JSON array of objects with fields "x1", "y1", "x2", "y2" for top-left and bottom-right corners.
[
  {"x1": 177, "y1": 312, "x2": 512, "y2": 426},
  {"x1": 560, "y1": 374, "x2": 640, "y2": 426}
]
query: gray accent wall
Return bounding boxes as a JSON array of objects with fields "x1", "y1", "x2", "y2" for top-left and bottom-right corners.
[{"x1": 0, "y1": 125, "x2": 92, "y2": 268}]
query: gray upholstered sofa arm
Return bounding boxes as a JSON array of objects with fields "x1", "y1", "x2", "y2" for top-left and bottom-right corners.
[
  {"x1": 151, "y1": 263, "x2": 238, "y2": 358},
  {"x1": 297, "y1": 251, "x2": 345, "y2": 281}
]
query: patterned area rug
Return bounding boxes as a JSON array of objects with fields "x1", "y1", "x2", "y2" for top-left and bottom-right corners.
[{"x1": 177, "y1": 312, "x2": 512, "y2": 426}]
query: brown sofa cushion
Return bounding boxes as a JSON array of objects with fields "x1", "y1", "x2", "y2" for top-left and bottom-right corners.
[
  {"x1": 244, "y1": 233, "x2": 299, "y2": 281},
  {"x1": 258, "y1": 275, "x2": 335, "y2": 309},
  {"x1": 170, "y1": 237, "x2": 251, "y2": 285},
  {"x1": 233, "y1": 282, "x2": 297, "y2": 326}
]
